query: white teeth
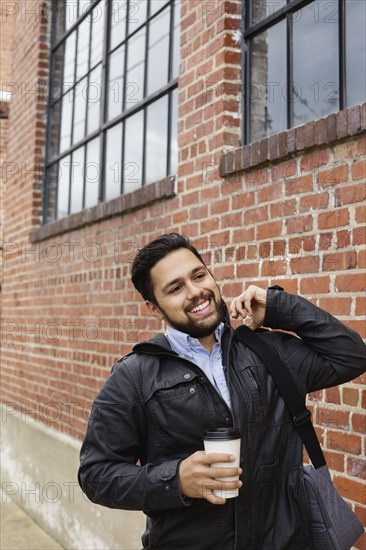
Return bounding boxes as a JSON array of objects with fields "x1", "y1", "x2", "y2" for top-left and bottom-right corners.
[{"x1": 190, "y1": 300, "x2": 210, "y2": 313}]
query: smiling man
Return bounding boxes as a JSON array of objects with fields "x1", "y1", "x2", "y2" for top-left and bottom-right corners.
[{"x1": 78, "y1": 233, "x2": 365, "y2": 550}]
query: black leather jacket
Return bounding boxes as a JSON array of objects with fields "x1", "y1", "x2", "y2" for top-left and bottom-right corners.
[{"x1": 78, "y1": 288, "x2": 365, "y2": 549}]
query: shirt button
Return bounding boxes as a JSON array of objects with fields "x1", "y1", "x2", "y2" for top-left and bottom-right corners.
[
  {"x1": 189, "y1": 387, "x2": 195, "y2": 394},
  {"x1": 183, "y1": 373, "x2": 191, "y2": 380},
  {"x1": 165, "y1": 485, "x2": 170, "y2": 491},
  {"x1": 225, "y1": 416, "x2": 231, "y2": 423}
]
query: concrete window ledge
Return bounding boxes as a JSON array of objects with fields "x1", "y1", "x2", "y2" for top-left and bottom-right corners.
[
  {"x1": 219, "y1": 103, "x2": 366, "y2": 177},
  {"x1": 30, "y1": 176, "x2": 176, "y2": 243}
]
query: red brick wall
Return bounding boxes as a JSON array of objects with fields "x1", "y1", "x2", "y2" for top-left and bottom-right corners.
[{"x1": 0, "y1": 1, "x2": 365, "y2": 543}]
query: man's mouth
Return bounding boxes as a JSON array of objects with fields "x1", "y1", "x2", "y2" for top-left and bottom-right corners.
[
  {"x1": 190, "y1": 299, "x2": 210, "y2": 313},
  {"x1": 187, "y1": 297, "x2": 214, "y2": 316}
]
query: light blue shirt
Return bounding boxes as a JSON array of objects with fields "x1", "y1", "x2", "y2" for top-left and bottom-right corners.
[{"x1": 165, "y1": 323, "x2": 232, "y2": 410}]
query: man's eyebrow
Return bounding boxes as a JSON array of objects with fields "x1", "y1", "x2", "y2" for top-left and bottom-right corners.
[{"x1": 161, "y1": 265, "x2": 207, "y2": 293}]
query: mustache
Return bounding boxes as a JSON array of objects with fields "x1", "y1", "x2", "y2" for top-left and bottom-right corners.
[{"x1": 185, "y1": 291, "x2": 215, "y2": 313}]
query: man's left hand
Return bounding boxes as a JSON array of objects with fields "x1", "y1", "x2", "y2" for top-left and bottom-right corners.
[{"x1": 229, "y1": 285, "x2": 267, "y2": 330}]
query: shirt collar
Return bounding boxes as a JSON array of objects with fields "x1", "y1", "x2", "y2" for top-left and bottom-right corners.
[{"x1": 165, "y1": 322, "x2": 225, "y2": 354}]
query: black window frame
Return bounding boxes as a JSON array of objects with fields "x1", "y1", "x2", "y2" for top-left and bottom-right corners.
[
  {"x1": 242, "y1": 0, "x2": 362, "y2": 144},
  {"x1": 43, "y1": 0, "x2": 179, "y2": 224}
]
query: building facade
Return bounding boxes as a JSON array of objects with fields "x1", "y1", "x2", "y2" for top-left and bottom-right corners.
[{"x1": 0, "y1": 0, "x2": 365, "y2": 548}]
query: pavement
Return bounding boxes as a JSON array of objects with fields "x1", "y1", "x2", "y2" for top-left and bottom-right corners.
[{"x1": 0, "y1": 498, "x2": 64, "y2": 549}]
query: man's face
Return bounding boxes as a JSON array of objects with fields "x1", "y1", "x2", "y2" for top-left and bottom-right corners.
[{"x1": 147, "y1": 248, "x2": 225, "y2": 338}]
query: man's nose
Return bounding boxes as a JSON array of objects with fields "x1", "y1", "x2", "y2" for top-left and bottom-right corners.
[{"x1": 186, "y1": 281, "x2": 202, "y2": 300}]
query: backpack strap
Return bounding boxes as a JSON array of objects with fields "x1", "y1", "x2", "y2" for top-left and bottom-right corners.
[{"x1": 235, "y1": 325, "x2": 326, "y2": 469}]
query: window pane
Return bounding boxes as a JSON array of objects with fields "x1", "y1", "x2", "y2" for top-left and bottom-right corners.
[
  {"x1": 73, "y1": 77, "x2": 88, "y2": 144},
  {"x1": 126, "y1": 28, "x2": 145, "y2": 107},
  {"x1": 57, "y1": 156, "x2": 71, "y2": 218},
  {"x1": 70, "y1": 146, "x2": 85, "y2": 213},
  {"x1": 65, "y1": 0, "x2": 79, "y2": 32},
  {"x1": 124, "y1": 111, "x2": 143, "y2": 192},
  {"x1": 85, "y1": 137, "x2": 101, "y2": 208},
  {"x1": 292, "y1": 1, "x2": 339, "y2": 126},
  {"x1": 146, "y1": 95, "x2": 168, "y2": 184},
  {"x1": 108, "y1": 44, "x2": 125, "y2": 120},
  {"x1": 346, "y1": 0, "x2": 366, "y2": 107},
  {"x1": 105, "y1": 123, "x2": 123, "y2": 200},
  {"x1": 60, "y1": 90, "x2": 73, "y2": 152},
  {"x1": 63, "y1": 32, "x2": 76, "y2": 93},
  {"x1": 90, "y1": 1, "x2": 106, "y2": 68},
  {"x1": 170, "y1": 88, "x2": 178, "y2": 175},
  {"x1": 172, "y1": 0, "x2": 180, "y2": 79},
  {"x1": 150, "y1": 0, "x2": 169, "y2": 17},
  {"x1": 110, "y1": 0, "x2": 127, "y2": 50},
  {"x1": 249, "y1": 20, "x2": 286, "y2": 142},
  {"x1": 78, "y1": 0, "x2": 93, "y2": 16},
  {"x1": 76, "y1": 17, "x2": 91, "y2": 81},
  {"x1": 87, "y1": 64, "x2": 102, "y2": 135},
  {"x1": 250, "y1": 0, "x2": 286, "y2": 25},
  {"x1": 128, "y1": 0, "x2": 147, "y2": 35},
  {"x1": 45, "y1": 163, "x2": 59, "y2": 222},
  {"x1": 147, "y1": 6, "x2": 170, "y2": 95}
]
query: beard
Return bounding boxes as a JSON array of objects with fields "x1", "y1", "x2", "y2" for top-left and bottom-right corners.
[{"x1": 159, "y1": 291, "x2": 226, "y2": 339}]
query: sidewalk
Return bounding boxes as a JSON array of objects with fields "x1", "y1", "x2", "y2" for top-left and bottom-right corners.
[{"x1": 0, "y1": 499, "x2": 64, "y2": 550}]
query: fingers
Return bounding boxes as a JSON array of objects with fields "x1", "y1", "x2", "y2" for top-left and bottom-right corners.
[
  {"x1": 203, "y1": 479, "x2": 243, "y2": 505},
  {"x1": 201, "y1": 452, "x2": 237, "y2": 465}
]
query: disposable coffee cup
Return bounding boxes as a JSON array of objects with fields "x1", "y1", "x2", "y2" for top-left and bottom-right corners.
[{"x1": 203, "y1": 428, "x2": 242, "y2": 499}]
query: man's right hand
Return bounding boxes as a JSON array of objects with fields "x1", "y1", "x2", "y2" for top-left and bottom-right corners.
[{"x1": 179, "y1": 451, "x2": 242, "y2": 505}]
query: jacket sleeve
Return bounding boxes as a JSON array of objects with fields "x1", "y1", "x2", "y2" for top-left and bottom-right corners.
[
  {"x1": 78, "y1": 358, "x2": 190, "y2": 511},
  {"x1": 262, "y1": 287, "x2": 366, "y2": 393}
]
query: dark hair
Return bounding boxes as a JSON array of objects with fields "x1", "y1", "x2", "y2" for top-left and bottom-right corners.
[{"x1": 131, "y1": 233, "x2": 206, "y2": 304}]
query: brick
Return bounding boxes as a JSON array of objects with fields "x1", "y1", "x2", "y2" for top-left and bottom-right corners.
[
  {"x1": 236, "y1": 263, "x2": 259, "y2": 278},
  {"x1": 347, "y1": 104, "x2": 361, "y2": 135},
  {"x1": 316, "y1": 406, "x2": 350, "y2": 430},
  {"x1": 333, "y1": 476, "x2": 366, "y2": 505},
  {"x1": 351, "y1": 160, "x2": 366, "y2": 181},
  {"x1": 290, "y1": 256, "x2": 319, "y2": 274},
  {"x1": 335, "y1": 183, "x2": 366, "y2": 206},
  {"x1": 261, "y1": 260, "x2": 287, "y2": 277},
  {"x1": 327, "y1": 431, "x2": 361, "y2": 455},
  {"x1": 336, "y1": 108, "x2": 348, "y2": 139},
  {"x1": 352, "y1": 413, "x2": 366, "y2": 434},
  {"x1": 342, "y1": 387, "x2": 360, "y2": 407},
  {"x1": 317, "y1": 164, "x2": 349, "y2": 187},
  {"x1": 272, "y1": 160, "x2": 297, "y2": 182},
  {"x1": 322, "y1": 251, "x2": 357, "y2": 272},
  {"x1": 256, "y1": 221, "x2": 282, "y2": 240},
  {"x1": 285, "y1": 174, "x2": 313, "y2": 195},
  {"x1": 353, "y1": 226, "x2": 366, "y2": 245},
  {"x1": 336, "y1": 229, "x2": 351, "y2": 248},
  {"x1": 319, "y1": 297, "x2": 352, "y2": 316},
  {"x1": 300, "y1": 192, "x2": 329, "y2": 212},
  {"x1": 318, "y1": 209, "x2": 349, "y2": 229},
  {"x1": 244, "y1": 206, "x2": 268, "y2": 225},
  {"x1": 270, "y1": 199, "x2": 297, "y2": 218},
  {"x1": 335, "y1": 273, "x2": 366, "y2": 292},
  {"x1": 286, "y1": 215, "x2": 313, "y2": 235},
  {"x1": 355, "y1": 296, "x2": 366, "y2": 315},
  {"x1": 324, "y1": 386, "x2": 341, "y2": 405},
  {"x1": 300, "y1": 149, "x2": 329, "y2": 172},
  {"x1": 322, "y1": 450, "x2": 344, "y2": 472},
  {"x1": 300, "y1": 276, "x2": 330, "y2": 294}
]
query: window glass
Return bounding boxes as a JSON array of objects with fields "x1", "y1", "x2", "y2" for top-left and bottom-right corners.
[
  {"x1": 170, "y1": 88, "x2": 178, "y2": 175},
  {"x1": 105, "y1": 123, "x2": 123, "y2": 200},
  {"x1": 250, "y1": 0, "x2": 286, "y2": 25},
  {"x1": 126, "y1": 27, "x2": 146, "y2": 107},
  {"x1": 124, "y1": 111, "x2": 143, "y2": 192},
  {"x1": 345, "y1": 0, "x2": 366, "y2": 107},
  {"x1": 128, "y1": 0, "x2": 148, "y2": 34},
  {"x1": 146, "y1": 95, "x2": 168, "y2": 184},
  {"x1": 65, "y1": 0, "x2": 79, "y2": 32},
  {"x1": 60, "y1": 90, "x2": 73, "y2": 152},
  {"x1": 110, "y1": 0, "x2": 127, "y2": 50},
  {"x1": 76, "y1": 17, "x2": 91, "y2": 81},
  {"x1": 87, "y1": 64, "x2": 102, "y2": 134},
  {"x1": 73, "y1": 77, "x2": 88, "y2": 143},
  {"x1": 250, "y1": 20, "x2": 286, "y2": 141},
  {"x1": 90, "y1": 1, "x2": 105, "y2": 68},
  {"x1": 147, "y1": 6, "x2": 170, "y2": 95},
  {"x1": 57, "y1": 155, "x2": 71, "y2": 218},
  {"x1": 49, "y1": 100, "x2": 61, "y2": 159},
  {"x1": 108, "y1": 44, "x2": 125, "y2": 120},
  {"x1": 150, "y1": 0, "x2": 169, "y2": 17},
  {"x1": 85, "y1": 137, "x2": 101, "y2": 207},
  {"x1": 63, "y1": 31, "x2": 76, "y2": 93},
  {"x1": 70, "y1": 146, "x2": 85, "y2": 213},
  {"x1": 292, "y1": 1, "x2": 339, "y2": 126}
]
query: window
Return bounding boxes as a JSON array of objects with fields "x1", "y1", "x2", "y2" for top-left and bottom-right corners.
[
  {"x1": 243, "y1": 0, "x2": 366, "y2": 143},
  {"x1": 44, "y1": 0, "x2": 180, "y2": 223}
]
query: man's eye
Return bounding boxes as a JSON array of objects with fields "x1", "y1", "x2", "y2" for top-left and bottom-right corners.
[
  {"x1": 194, "y1": 273, "x2": 205, "y2": 279},
  {"x1": 170, "y1": 286, "x2": 181, "y2": 293}
]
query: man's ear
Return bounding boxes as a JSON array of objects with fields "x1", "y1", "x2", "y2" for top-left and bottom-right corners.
[{"x1": 145, "y1": 300, "x2": 164, "y2": 320}]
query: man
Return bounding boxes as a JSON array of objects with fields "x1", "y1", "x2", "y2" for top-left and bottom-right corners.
[{"x1": 78, "y1": 233, "x2": 365, "y2": 549}]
